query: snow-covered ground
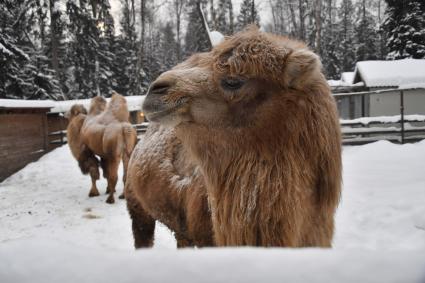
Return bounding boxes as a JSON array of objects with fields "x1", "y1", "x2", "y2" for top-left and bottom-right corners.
[{"x1": 1, "y1": 141, "x2": 425, "y2": 282}]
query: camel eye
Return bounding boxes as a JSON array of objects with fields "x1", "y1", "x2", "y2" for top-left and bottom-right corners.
[{"x1": 221, "y1": 77, "x2": 245, "y2": 91}]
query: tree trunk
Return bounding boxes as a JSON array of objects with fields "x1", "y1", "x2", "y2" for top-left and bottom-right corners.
[
  {"x1": 228, "y1": 0, "x2": 234, "y2": 34},
  {"x1": 314, "y1": 0, "x2": 322, "y2": 55},
  {"x1": 210, "y1": 0, "x2": 216, "y2": 29},
  {"x1": 49, "y1": 0, "x2": 59, "y2": 78},
  {"x1": 136, "y1": 0, "x2": 146, "y2": 95},
  {"x1": 298, "y1": 0, "x2": 305, "y2": 40},
  {"x1": 175, "y1": 0, "x2": 183, "y2": 61}
]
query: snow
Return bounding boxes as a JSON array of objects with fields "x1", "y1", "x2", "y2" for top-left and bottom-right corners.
[
  {"x1": 1, "y1": 241, "x2": 425, "y2": 283},
  {"x1": 0, "y1": 42, "x2": 14, "y2": 57},
  {"x1": 341, "y1": 72, "x2": 355, "y2": 84},
  {"x1": 398, "y1": 82, "x2": 425, "y2": 90},
  {"x1": 353, "y1": 59, "x2": 425, "y2": 87},
  {"x1": 0, "y1": 96, "x2": 145, "y2": 113},
  {"x1": 340, "y1": 114, "x2": 425, "y2": 125},
  {"x1": 0, "y1": 99, "x2": 55, "y2": 109},
  {"x1": 1, "y1": 140, "x2": 425, "y2": 281},
  {"x1": 0, "y1": 145, "x2": 175, "y2": 251},
  {"x1": 327, "y1": 79, "x2": 363, "y2": 87}
]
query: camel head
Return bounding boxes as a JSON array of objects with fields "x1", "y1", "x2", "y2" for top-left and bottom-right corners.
[
  {"x1": 65, "y1": 104, "x2": 87, "y2": 120},
  {"x1": 89, "y1": 96, "x2": 107, "y2": 115},
  {"x1": 142, "y1": 27, "x2": 327, "y2": 129}
]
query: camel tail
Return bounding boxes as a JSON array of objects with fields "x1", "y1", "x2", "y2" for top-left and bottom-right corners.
[{"x1": 122, "y1": 124, "x2": 137, "y2": 157}]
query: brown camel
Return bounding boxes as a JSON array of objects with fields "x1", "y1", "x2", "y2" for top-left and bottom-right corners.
[
  {"x1": 138, "y1": 27, "x2": 342, "y2": 247},
  {"x1": 125, "y1": 123, "x2": 214, "y2": 248},
  {"x1": 66, "y1": 93, "x2": 137, "y2": 204}
]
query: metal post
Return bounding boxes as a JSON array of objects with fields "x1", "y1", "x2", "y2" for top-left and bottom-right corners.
[{"x1": 400, "y1": 90, "x2": 405, "y2": 144}]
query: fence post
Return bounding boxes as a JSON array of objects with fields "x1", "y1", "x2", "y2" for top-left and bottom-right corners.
[{"x1": 400, "y1": 90, "x2": 405, "y2": 144}]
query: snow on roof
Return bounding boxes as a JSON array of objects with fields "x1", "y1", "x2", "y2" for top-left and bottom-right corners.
[
  {"x1": 0, "y1": 99, "x2": 55, "y2": 109},
  {"x1": 340, "y1": 114, "x2": 425, "y2": 126},
  {"x1": 353, "y1": 59, "x2": 425, "y2": 87},
  {"x1": 398, "y1": 83, "x2": 425, "y2": 90},
  {"x1": 327, "y1": 79, "x2": 364, "y2": 88},
  {"x1": 0, "y1": 96, "x2": 145, "y2": 113},
  {"x1": 341, "y1": 72, "x2": 355, "y2": 84}
]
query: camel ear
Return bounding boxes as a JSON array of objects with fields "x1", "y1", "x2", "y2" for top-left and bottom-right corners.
[{"x1": 284, "y1": 49, "x2": 321, "y2": 88}]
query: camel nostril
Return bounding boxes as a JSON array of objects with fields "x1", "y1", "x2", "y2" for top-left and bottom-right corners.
[{"x1": 149, "y1": 81, "x2": 172, "y2": 95}]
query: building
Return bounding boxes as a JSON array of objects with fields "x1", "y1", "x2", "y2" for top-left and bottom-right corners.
[
  {"x1": 0, "y1": 100, "x2": 54, "y2": 181},
  {"x1": 331, "y1": 59, "x2": 425, "y2": 119}
]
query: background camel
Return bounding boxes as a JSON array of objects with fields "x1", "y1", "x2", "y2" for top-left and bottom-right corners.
[
  {"x1": 139, "y1": 27, "x2": 342, "y2": 247},
  {"x1": 125, "y1": 124, "x2": 214, "y2": 248},
  {"x1": 66, "y1": 93, "x2": 137, "y2": 204}
]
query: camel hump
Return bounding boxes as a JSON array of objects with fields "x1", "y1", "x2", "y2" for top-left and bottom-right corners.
[
  {"x1": 122, "y1": 123, "x2": 137, "y2": 156},
  {"x1": 107, "y1": 93, "x2": 130, "y2": 122}
]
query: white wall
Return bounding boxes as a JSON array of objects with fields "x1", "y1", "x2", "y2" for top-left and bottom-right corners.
[{"x1": 369, "y1": 89, "x2": 425, "y2": 117}]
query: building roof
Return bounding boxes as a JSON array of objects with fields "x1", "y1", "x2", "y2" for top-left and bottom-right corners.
[
  {"x1": 353, "y1": 59, "x2": 425, "y2": 88},
  {"x1": 0, "y1": 99, "x2": 55, "y2": 109},
  {"x1": 0, "y1": 96, "x2": 145, "y2": 113}
]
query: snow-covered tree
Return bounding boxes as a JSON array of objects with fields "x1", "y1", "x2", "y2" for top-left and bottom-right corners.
[
  {"x1": 0, "y1": 0, "x2": 63, "y2": 100},
  {"x1": 384, "y1": 0, "x2": 425, "y2": 59},
  {"x1": 321, "y1": 0, "x2": 341, "y2": 79},
  {"x1": 354, "y1": 0, "x2": 379, "y2": 61},
  {"x1": 184, "y1": 1, "x2": 211, "y2": 55},
  {"x1": 159, "y1": 22, "x2": 178, "y2": 71},
  {"x1": 236, "y1": 0, "x2": 260, "y2": 31},
  {"x1": 336, "y1": 0, "x2": 356, "y2": 72},
  {"x1": 65, "y1": 0, "x2": 117, "y2": 98}
]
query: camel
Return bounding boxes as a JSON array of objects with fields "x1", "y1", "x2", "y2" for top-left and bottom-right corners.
[
  {"x1": 125, "y1": 123, "x2": 214, "y2": 248},
  {"x1": 66, "y1": 93, "x2": 137, "y2": 204},
  {"x1": 137, "y1": 27, "x2": 342, "y2": 247}
]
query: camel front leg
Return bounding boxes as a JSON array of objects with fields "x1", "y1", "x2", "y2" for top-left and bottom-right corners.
[
  {"x1": 119, "y1": 152, "x2": 130, "y2": 199},
  {"x1": 126, "y1": 197, "x2": 156, "y2": 248},
  {"x1": 105, "y1": 159, "x2": 119, "y2": 204}
]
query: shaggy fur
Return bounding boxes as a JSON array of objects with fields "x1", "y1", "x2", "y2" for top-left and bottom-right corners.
[
  {"x1": 66, "y1": 93, "x2": 137, "y2": 204},
  {"x1": 138, "y1": 27, "x2": 342, "y2": 247},
  {"x1": 125, "y1": 124, "x2": 214, "y2": 248}
]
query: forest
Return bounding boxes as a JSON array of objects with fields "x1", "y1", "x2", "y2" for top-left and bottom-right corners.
[{"x1": 1, "y1": 0, "x2": 424, "y2": 100}]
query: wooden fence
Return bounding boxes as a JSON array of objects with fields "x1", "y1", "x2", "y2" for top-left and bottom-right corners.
[
  {"x1": 48, "y1": 122, "x2": 149, "y2": 146},
  {"x1": 335, "y1": 88, "x2": 425, "y2": 145},
  {"x1": 49, "y1": 88, "x2": 425, "y2": 147}
]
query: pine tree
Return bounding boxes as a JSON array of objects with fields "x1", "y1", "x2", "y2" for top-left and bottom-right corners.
[
  {"x1": 321, "y1": 0, "x2": 341, "y2": 79},
  {"x1": 184, "y1": 2, "x2": 211, "y2": 55},
  {"x1": 236, "y1": 0, "x2": 260, "y2": 31},
  {"x1": 113, "y1": 0, "x2": 146, "y2": 96},
  {"x1": 0, "y1": 0, "x2": 63, "y2": 99},
  {"x1": 216, "y1": 0, "x2": 228, "y2": 34},
  {"x1": 65, "y1": 0, "x2": 117, "y2": 98},
  {"x1": 159, "y1": 22, "x2": 178, "y2": 71},
  {"x1": 384, "y1": 0, "x2": 425, "y2": 59},
  {"x1": 354, "y1": 0, "x2": 378, "y2": 61},
  {"x1": 336, "y1": 0, "x2": 356, "y2": 72}
]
